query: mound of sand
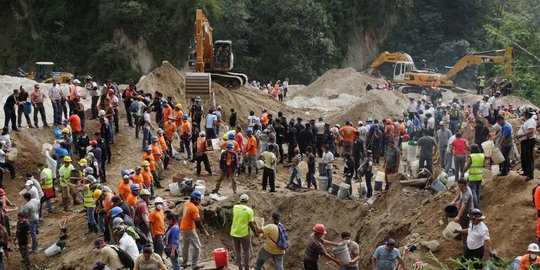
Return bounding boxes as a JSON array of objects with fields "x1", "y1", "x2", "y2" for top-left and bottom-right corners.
[
  {"x1": 326, "y1": 90, "x2": 409, "y2": 123},
  {"x1": 136, "y1": 60, "x2": 186, "y2": 103},
  {"x1": 498, "y1": 95, "x2": 535, "y2": 108},
  {"x1": 285, "y1": 94, "x2": 362, "y2": 112},
  {"x1": 288, "y1": 67, "x2": 385, "y2": 98}
]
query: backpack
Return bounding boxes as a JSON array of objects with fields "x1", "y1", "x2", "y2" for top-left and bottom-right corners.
[
  {"x1": 270, "y1": 223, "x2": 289, "y2": 250},
  {"x1": 371, "y1": 125, "x2": 382, "y2": 139},
  {"x1": 125, "y1": 226, "x2": 148, "y2": 251},
  {"x1": 129, "y1": 100, "x2": 139, "y2": 113},
  {"x1": 111, "y1": 245, "x2": 134, "y2": 269},
  {"x1": 450, "y1": 109, "x2": 459, "y2": 120}
]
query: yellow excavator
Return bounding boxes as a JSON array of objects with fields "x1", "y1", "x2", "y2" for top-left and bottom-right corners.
[
  {"x1": 26, "y1": 62, "x2": 74, "y2": 83},
  {"x1": 185, "y1": 9, "x2": 248, "y2": 99},
  {"x1": 369, "y1": 48, "x2": 513, "y2": 93}
]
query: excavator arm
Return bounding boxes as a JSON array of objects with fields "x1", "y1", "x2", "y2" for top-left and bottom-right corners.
[
  {"x1": 370, "y1": 52, "x2": 415, "y2": 69},
  {"x1": 194, "y1": 9, "x2": 214, "y2": 72},
  {"x1": 445, "y1": 47, "x2": 513, "y2": 79}
]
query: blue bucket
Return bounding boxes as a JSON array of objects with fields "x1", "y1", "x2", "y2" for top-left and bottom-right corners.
[
  {"x1": 432, "y1": 179, "x2": 446, "y2": 192},
  {"x1": 53, "y1": 128, "x2": 62, "y2": 139},
  {"x1": 23, "y1": 102, "x2": 32, "y2": 115}
]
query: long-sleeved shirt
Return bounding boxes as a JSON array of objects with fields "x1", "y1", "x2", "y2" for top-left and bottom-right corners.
[{"x1": 48, "y1": 84, "x2": 62, "y2": 100}]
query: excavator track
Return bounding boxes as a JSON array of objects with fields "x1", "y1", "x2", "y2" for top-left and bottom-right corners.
[{"x1": 210, "y1": 72, "x2": 248, "y2": 89}]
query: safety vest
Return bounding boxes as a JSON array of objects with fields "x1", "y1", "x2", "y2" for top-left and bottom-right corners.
[
  {"x1": 83, "y1": 184, "x2": 95, "y2": 208},
  {"x1": 41, "y1": 168, "x2": 54, "y2": 189},
  {"x1": 469, "y1": 153, "x2": 485, "y2": 181},
  {"x1": 58, "y1": 164, "x2": 74, "y2": 187}
]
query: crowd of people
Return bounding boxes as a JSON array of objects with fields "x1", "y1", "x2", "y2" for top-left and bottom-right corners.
[
  {"x1": 1, "y1": 73, "x2": 539, "y2": 270},
  {"x1": 250, "y1": 79, "x2": 290, "y2": 102}
]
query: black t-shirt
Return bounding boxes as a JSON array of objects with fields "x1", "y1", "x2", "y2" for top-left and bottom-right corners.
[
  {"x1": 16, "y1": 220, "x2": 30, "y2": 245},
  {"x1": 4, "y1": 95, "x2": 17, "y2": 109},
  {"x1": 229, "y1": 112, "x2": 237, "y2": 127},
  {"x1": 18, "y1": 91, "x2": 29, "y2": 103}
]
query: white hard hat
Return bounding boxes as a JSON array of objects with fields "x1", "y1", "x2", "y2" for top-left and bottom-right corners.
[
  {"x1": 154, "y1": 197, "x2": 164, "y2": 204},
  {"x1": 73, "y1": 79, "x2": 81, "y2": 84},
  {"x1": 25, "y1": 180, "x2": 33, "y2": 186},
  {"x1": 528, "y1": 243, "x2": 540, "y2": 252},
  {"x1": 240, "y1": 194, "x2": 249, "y2": 202}
]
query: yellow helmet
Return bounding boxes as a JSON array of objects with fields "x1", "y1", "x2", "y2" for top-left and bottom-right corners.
[
  {"x1": 93, "y1": 189, "x2": 103, "y2": 200},
  {"x1": 142, "y1": 160, "x2": 150, "y2": 167},
  {"x1": 62, "y1": 128, "x2": 70, "y2": 134},
  {"x1": 63, "y1": 156, "x2": 72, "y2": 162},
  {"x1": 78, "y1": 158, "x2": 88, "y2": 165},
  {"x1": 175, "y1": 103, "x2": 183, "y2": 109}
]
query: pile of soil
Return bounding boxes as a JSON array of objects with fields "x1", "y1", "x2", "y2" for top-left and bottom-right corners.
[
  {"x1": 288, "y1": 67, "x2": 385, "y2": 98},
  {"x1": 326, "y1": 90, "x2": 409, "y2": 123},
  {"x1": 136, "y1": 60, "x2": 186, "y2": 104}
]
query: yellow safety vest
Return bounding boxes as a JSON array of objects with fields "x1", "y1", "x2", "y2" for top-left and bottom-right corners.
[
  {"x1": 41, "y1": 168, "x2": 54, "y2": 189},
  {"x1": 83, "y1": 184, "x2": 95, "y2": 208},
  {"x1": 469, "y1": 153, "x2": 485, "y2": 181},
  {"x1": 58, "y1": 164, "x2": 74, "y2": 187}
]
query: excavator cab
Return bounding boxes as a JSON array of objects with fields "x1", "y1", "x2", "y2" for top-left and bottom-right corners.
[
  {"x1": 213, "y1": 40, "x2": 233, "y2": 70},
  {"x1": 35, "y1": 62, "x2": 54, "y2": 81},
  {"x1": 394, "y1": 61, "x2": 415, "y2": 81}
]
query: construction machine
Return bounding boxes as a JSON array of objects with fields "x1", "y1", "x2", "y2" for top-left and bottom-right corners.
[
  {"x1": 369, "y1": 48, "x2": 513, "y2": 93},
  {"x1": 28, "y1": 62, "x2": 74, "y2": 83},
  {"x1": 185, "y1": 9, "x2": 248, "y2": 100}
]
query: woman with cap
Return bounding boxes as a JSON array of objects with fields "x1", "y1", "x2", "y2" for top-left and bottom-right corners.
[
  {"x1": 303, "y1": 223, "x2": 340, "y2": 269},
  {"x1": 517, "y1": 106, "x2": 537, "y2": 181},
  {"x1": 455, "y1": 208, "x2": 492, "y2": 269}
]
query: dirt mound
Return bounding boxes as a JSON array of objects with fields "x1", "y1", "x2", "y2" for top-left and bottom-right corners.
[
  {"x1": 285, "y1": 94, "x2": 361, "y2": 112},
  {"x1": 326, "y1": 90, "x2": 409, "y2": 123},
  {"x1": 498, "y1": 95, "x2": 535, "y2": 108},
  {"x1": 136, "y1": 60, "x2": 186, "y2": 103},
  {"x1": 288, "y1": 67, "x2": 385, "y2": 98}
]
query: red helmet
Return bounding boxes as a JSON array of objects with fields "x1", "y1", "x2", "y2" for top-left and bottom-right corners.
[
  {"x1": 0, "y1": 188, "x2": 4, "y2": 196},
  {"x1": 90, "y1": 140, "x2": 98, "y2": 146},
  {"x1": 385, "y1": 119, "x2": 392, "y2": 124},
  {"x1": 312, "y1": 224, "x2": 326, "y2": 234},
  {"x1": 294, "y1": 147, "x2": 300, "y2": 154}
]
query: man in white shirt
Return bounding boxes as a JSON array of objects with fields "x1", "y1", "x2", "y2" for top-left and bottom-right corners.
[
  {"x1": 48, "y1": 80, "x2": 63, "y2": 125},
  {"x1": 85, "y1": 77, "x2": 100, "y2": 119},
  {"x1": 479, "y1": 96, "x2": 491, "y2": 119},
  {"x1": 408, "y1": 98, "x2": 417, "y2": 119},
  {"x1": 113, "y1": 225, "x2": 139, "y2": 261},
  {"x1": 321, "y1": 145, "x2": 334, "y2": 190},
  {"x1": 517, "y1": 107, "x2": 537, "y2": 180},
  {"x1": 457, "y1": 209, "x2": 491, "y2": 269}
]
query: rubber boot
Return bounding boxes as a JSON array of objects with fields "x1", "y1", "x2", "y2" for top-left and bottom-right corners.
[
  {"x1": 92, "y1": 224, "x2": 99, "y2": 233},
  {"x1": 86, "y1": 223, "x2": 93, "y2": 234},
  {"x1": 248, "y1": 167, "x2": 252, "y2": 177}
]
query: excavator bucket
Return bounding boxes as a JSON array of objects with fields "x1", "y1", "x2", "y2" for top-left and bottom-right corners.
[{"x1": 185, "y1": 72, "x2": 212, "y2": 99}]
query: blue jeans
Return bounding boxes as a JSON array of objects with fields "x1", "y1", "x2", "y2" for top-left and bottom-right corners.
[
  {"x1": 86, "y1": 207, "x2": 96, "y2": 225},
  {"x1": 29, "y1": 219, "x2": 39, "y2": 251},
  {"x1": 52, "y1": 99, "x2": 62, "y2": 125},
  {"x1": 169, "y1": 247, "x2": 182, "y2": 270},
  {"x1": 419, "y1": 157, "x2": 433, "y2": 173},
  {"x1": 142, "y1": 127, "x2": 151, "y2": 150},
  {"x1": 255, "y1": 249, "x2": 284, "y2": 270},
  {"x1": 326, "y1": 169, "x2": 333, "y2": 189},
  {"x1": 288, "y1": 167, "x2": 302, "y2": 187},
  {"x1": 469, "y1": 181, "x2": 481, "y2": 209}
]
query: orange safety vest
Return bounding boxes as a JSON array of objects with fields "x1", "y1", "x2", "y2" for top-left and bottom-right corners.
[{"x1": 196, "y1": 137, "x2": 207, "y2": 154}]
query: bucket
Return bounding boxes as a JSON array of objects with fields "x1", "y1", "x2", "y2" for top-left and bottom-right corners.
[
  {"x1": 211, "y1": 139, "x2": 220, "y2": 150},
  {"x1": 337, "y1": 183, "x2": 350, "y2": 199},
  {"x1": 436, "y1": 171, "x2": 448, "y2": 183},
  {"x1": 375, "y1": 171, "x2": 385, "y2": 182},
  {"x1": 358, "y1": 182, "x2": 367, "y2": 198},
  {"x1": 213, "y1": 248, "x2": 229, "y2": 268},
  {"x1": 446, "y1": 176, "x2": 456, "y2": 188},
  {"x1": 45, "y1": 243, "x2": 63, "y2": 257},
  {"x1": 491, "y1": 165, "x2": 499, "y2": 174},
  {"x1": 410, "y1": 160, "x2": 420, "y2": 177},
  {"x1": 329, "y1": 184, "x2": 339, "y2": 195},
  {"x1": 374, "y1": 180, "x2": 383, "y2": 191},
  {"x1": 282, "y1": 143, "x2": 289, "y2": 154},
  {"x1": 42, "y1": 143, "x2": 53, "y2": 156},
  {"x1": 332, "y1": 242, "x2": 351, "y2": 265},
  {"x1": 491, "y1": 147, "x2": 505, "y2": 164},
  {"x1": 318, "y1": 163, "x2": 327, "y2": 176},
  {"x1": 7, "y1": 148, "x2": 18, "y2": 162},
  {"x1": 512, "y1": 256, "x2": 523, "y2": 270},
  {"x1": 442, "y1": 221, "x2": 462, "y2": 240},
  {"x1": 444, "y1": 205, "x2": 458, "y2": 218},
  {"x1": 194, "y1": 185, "x2": 206, "y2": 196},
  {"x1": 23, "y1": 101, "x2": 32, "y2": 115},
  {"x1": 431, "y1": 179, "x2": 446, "y2": 192},
  {"x1": 481, "y1": 141, "x2": 494, "y2": 157},
  {"x1": 319, "y1": 176, "x2": 329, "y2": 191},
  {"x1": 169, "y1": 183, "x2": 181, "y2": 196},
  {"x1": 401, "y1": 142, "x2": 408, "y2": 161},
  {"x1": 407, "y1": 146, "x2": 417, "y2": 161}
]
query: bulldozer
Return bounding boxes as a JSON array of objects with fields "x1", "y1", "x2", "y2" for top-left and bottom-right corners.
[
  {"x1": 28, "y1": 62, "x2": 74, "y2": 83},
  {"x1": 369, "y1": 48, "x2": 513, "y2": 93},
  {"x1": 185, "y1": 9, "x2": 248, "y2": 100}
]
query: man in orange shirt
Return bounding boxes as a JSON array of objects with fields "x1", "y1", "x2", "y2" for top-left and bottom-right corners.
[
  {"x1": 173, "y1": 103, "x2": 184, "y2": 128},
  {"x1": 339, "y1": 121, "x2": 357, "y2": 155},
  {"x1": 125, "y1": 184, "x2": 139, "y2": 208},
  {"x1": 180, "y1": 191, "x2": 209, "y2": 269},
  {"x1": 150, "y1": 136, "x2": 164, "y2": 180},
  {"x1": 131, "y1": 166, "x2": 144, "y2": 190},
  {"x1": 180, "y1": 114, "x2": 192, "y2": 160},
  {"x1": 149, "y1": 196, "x2": 166, "y2": 257},
  {"x1": 245, "y1": 130, "x2": 258, "y2": 177},
  {"x1": 220, "y1": 133, "x2": 240, "y2": 151},
  {"x1": 69, "y1": 111, "x2": 82, "y2": 155},
  {"x1": 141, "y1": 160, "x2": 154, "y2": 195},
  {"x1": 195, "y1": 133, "x2": 212, "y2": 177},
  {"x1": 157, "y1": 129, "x2": 170, "y2": 169},
  {"x1": 142, "y1": 146, "x2": 161, "y2": 188},
  {"x1": 162, "y1": 103, "x2": 173, "y2": 126},
  {"x1": 164, "y1": 115, "x2": 178, "y2": 142},
  {"x1": 117, "y1": 170, "x2": 133, "y2": 200},
  {"x1": 261, "y1": 109, "x2": 269, "y2": 128}
]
